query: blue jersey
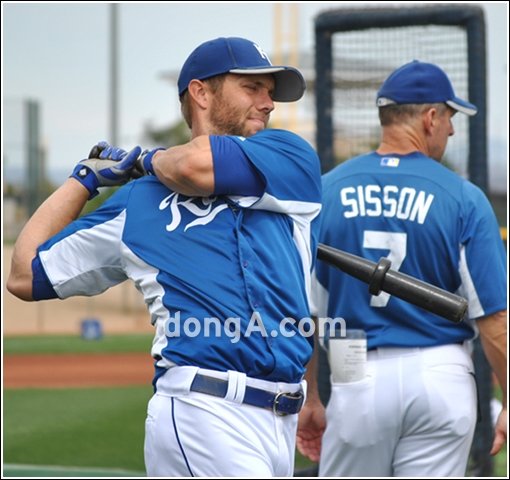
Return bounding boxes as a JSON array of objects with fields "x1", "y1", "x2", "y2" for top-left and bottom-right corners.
[
  {"x1": 35, "y1": 129, "x2": 322, "y2": 383},
  {"x1": 313, "y1": 151, "x2": 506, "y2": 349}
]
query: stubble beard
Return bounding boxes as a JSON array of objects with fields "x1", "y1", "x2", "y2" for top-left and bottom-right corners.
[{"x1": 209, "y1": 94, "x2": 259, "y2": 138}]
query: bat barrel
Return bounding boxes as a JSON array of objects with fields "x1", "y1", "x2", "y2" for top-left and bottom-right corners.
[
  {"x1": 317, "y1": 243, "x2": 467, "y2": 323},
  {"x1": 382, "y1": 269, "x2": 467, "y2": 323}
]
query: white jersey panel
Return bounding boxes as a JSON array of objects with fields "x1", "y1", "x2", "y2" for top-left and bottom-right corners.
[
  {"x1": 39, "y1": 211, "x2": 128, "y2": 298},
  {"x1": 120, "y1": 243, "x2": 171, "y2": 326},
  {"x1": 457, "y1": 244, "x2": 484, "y2": 318},
  {"x1": 310, "y1": 270, "x2": 330, "y2": 319},
  {"x1": 234, "y1": 192, "x2": 321, "y2": 217}
]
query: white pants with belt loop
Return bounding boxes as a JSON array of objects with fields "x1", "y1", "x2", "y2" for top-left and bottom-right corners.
[
  {"x1": 144, "y1": 366, "x2": 304, "y2": 477},
  {"x1": 319, "y1": 343, "x2": 477, "y2": 477}
]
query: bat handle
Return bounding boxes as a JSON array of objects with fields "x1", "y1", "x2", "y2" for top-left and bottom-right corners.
[{"x1": 369, "y1": 257, "x2": 391, "y2": 295}]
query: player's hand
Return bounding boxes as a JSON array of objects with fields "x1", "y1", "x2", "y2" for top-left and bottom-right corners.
[
  {"x1": 70, "y1": 142, "x2": 142, "y2": 199},
  {"x1": 134, "y1": 147, "x2": 166, "y2": 177},
  {"x1": 296, "y1": 399, "x2": 326, "y2": 463},
  {"x1": 490, "y1": 406, "x2": 507, "y2": 455}
]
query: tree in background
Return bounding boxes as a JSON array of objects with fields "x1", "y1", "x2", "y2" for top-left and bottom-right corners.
[{"x1": 142, "y1": 119, "x2": 190, "y2": 148}]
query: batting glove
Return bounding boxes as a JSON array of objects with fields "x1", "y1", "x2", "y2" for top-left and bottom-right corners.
[
  {"x1": 70, "y1": 141, "x2": 142, "y2": 199},
  {"x1": 134, "y1": 147, "x2": 166, "y2": 177}
]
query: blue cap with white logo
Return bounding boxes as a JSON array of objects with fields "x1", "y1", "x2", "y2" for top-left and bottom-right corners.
[
  {"x1": 376, "y1": 60, "x2": 477, "y2": 116},
  {"x1": 177, "y1": 37, "x2": 306, "y2": 102}
]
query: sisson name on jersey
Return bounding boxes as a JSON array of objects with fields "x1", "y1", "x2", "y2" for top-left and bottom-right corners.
[{"x1": 340, "y1": 185, "x2": 434, "y2": 224}]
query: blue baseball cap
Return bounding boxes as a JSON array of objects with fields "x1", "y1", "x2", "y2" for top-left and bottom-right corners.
[
  {"x1": 376, "y1": 60, "x2": 477, "y2": 116},
  {"x1": 177, "y1": 37, "x2": 306, "y2": 102}
]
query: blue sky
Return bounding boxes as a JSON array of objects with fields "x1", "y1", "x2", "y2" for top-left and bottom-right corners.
[{"x1": 2, "y1": 2, "x2": 508, "y2": 191}]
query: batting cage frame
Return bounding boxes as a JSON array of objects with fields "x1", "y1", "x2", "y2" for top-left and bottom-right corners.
[{"x1": 312, "y1": 5, "x2": 495, "y2": 477}]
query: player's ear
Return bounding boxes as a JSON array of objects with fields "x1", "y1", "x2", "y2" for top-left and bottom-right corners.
[
  {"x1": 422, "y1": 106, "x2": 437, "y2": 135},
  {"x1": 188, "y1": 79, "x2": 209, "y2": 109}
]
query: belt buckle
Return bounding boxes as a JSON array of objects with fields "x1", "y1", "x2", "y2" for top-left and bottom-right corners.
[
  {"x1": 272, "y1": 392, "x2": 288, "y2": 416},
  {"x1": 272, "y1": 391, "x2": 304, "y2": 416}
]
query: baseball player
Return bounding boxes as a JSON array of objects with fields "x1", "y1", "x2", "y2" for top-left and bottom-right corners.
[
  {"x1": 297, "y1": 60, "x2": 507, "y2": 476},
  {"x1": 7, "y1": 37, "x2": 322, "y2": 476}
]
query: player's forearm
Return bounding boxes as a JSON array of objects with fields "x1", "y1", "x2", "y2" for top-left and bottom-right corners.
[
  {"x1": 152, "y1": 135, "x2": 214, "y2": 196},
  {"x1": 303, "y1": 318, "x2": 322, "y2": 404},
  {"x1": 7, "y1": 179, "x2": 89, "y2": 301},
  {"x1": 477, "y1": 309, "x2": 507, "y2": 405}
]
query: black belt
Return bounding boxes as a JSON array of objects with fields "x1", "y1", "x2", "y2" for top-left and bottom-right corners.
[{"x1": 190, "y1": 374, "x2": 304, "y2": 416}]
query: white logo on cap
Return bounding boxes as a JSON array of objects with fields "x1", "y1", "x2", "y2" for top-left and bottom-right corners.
[
  {"x1": 377, "y1": 97, "x2": 396, "y2": 107},
  {"x1": 253, "y1": 43, "x2": 272, "y2": 64}
]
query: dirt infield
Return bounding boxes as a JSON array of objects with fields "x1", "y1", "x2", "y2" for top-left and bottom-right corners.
[
  {"x1": 4, "y1": 245, "x2": 155, "y2": 389},
  {"x1": 4, "y1": 353, "x2": 153, "y2": 388}
]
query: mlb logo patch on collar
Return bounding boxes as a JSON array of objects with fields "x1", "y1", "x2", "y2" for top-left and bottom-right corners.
[{"x1": 380, "y1": 156, "x2": 400, "y2": 167}]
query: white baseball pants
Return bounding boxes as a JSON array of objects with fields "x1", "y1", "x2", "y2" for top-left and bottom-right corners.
[
  {"x1": 319, "y1": 343, "x2": 477, "y2": 477},
  {"x1": 144, "y1": 366, "x2": 303, "y2": 476}
]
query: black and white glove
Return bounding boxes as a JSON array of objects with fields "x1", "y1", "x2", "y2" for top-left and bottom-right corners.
[
  {"x1": 134, "y1": 147, "x2": 166, "y2": 177},
  {"x1": 70, "y1": 141, "x2": 142, "y2": 199}
]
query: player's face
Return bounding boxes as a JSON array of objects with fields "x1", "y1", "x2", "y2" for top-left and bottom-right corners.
[
  {"x1": 208, "y1": 74, "x2": 275, "y2": 137},
  {"x1": 430, "y1": 106, "x2": 455, "y2": 161}
]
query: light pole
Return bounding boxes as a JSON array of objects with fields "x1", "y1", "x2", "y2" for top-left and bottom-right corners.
[{"x1": 110, "y1": 3, "x2": 119, "y2": 145}]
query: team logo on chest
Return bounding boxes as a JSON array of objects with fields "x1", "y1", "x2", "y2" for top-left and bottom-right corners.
[{"x1": 159, "y1": 193, "x2": 229, "y2": 232}]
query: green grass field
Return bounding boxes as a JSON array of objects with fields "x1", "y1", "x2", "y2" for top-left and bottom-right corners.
[
  {"x1": 4, "y1": 387, "x2": 150, "y2": 474},
  {"x1": 4, "y1": 334, "x2": 507, "y2": 476},
  {"x1": 3, "y1": 465, "x2": 145, "y2": 477},
  {"x1": 3, "y1": 333, "x2": 153, "y2": 355}
]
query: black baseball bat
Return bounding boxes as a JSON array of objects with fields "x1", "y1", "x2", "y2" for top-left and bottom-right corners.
[{"x1": 317, "y1": 243, "x2": 468, "y2": 323}]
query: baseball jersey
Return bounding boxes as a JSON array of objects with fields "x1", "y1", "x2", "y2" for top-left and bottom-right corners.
[
  {"x1": 313, "y1": 151, "x2": 506, "y2": 349},
  {"x1": 34, "y1": 129, "x2": 322, "y2": 384}
]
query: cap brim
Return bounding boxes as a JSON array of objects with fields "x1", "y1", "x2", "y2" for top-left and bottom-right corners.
[
  {"x1": 446, "y1": 98, "x2": 478, "y2": 116},
  {"x1": 229, "y1": 66, "x2": 305, "y2": 102}
]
